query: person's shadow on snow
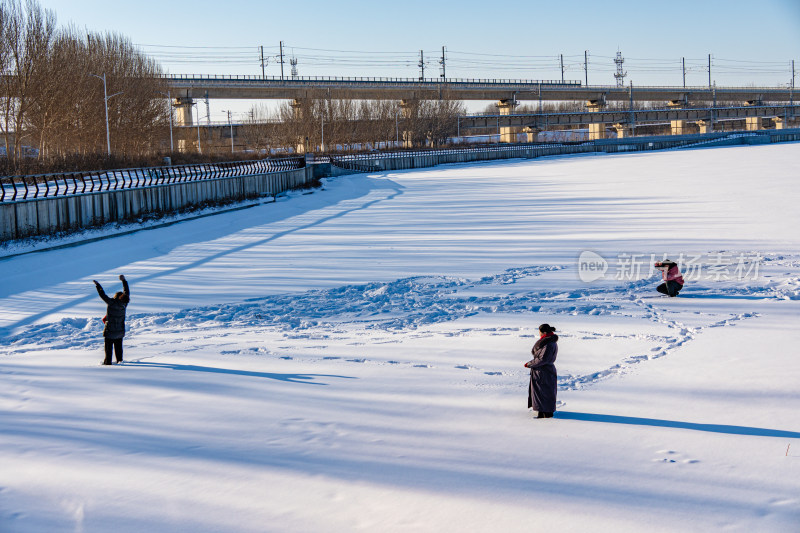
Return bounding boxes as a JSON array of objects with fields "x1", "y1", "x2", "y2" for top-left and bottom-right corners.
[
  {"x1": 555, "y1": 412, "x2": 800, "y2": 439},
  {"x1": 128, "y1": 361, "x2": 356, "y2": 385}
]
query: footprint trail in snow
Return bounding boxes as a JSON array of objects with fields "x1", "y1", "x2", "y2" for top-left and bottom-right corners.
[{"x1": 3, "y1": 254, "x2": 798, "y2": 392}]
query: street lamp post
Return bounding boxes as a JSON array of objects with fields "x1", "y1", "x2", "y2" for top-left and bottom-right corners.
[
  {"x1": 90, "y1": 73, "x2": 122, "y2": 156},
  {"x1": 223, "y1": 110, "x2": 234, "y2": 153}
]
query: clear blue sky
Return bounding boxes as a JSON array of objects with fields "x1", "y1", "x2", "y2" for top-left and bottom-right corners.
[{"x1": 40, "y1": 0, "x2": 800, "y2": 119}]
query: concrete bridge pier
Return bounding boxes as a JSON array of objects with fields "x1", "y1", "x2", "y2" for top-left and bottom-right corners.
[
  {"x1": 695, "y1": 120, "x2": 713, "y2": 134},
  {"x1": 174, "y1": 97, "x2": 195, "y2": 152},
  {"x1": 668, "y1": 100, "x2": 688, "y2": 136},
  {"x1": 744, "y1": 100, "x2": 765, "y2": 131},
  {"x1": 670, "y1": 119, "x2": 688, "y2": 135},
  {"x1": 772, "y1": 117, "x2": 786, "y2": 129},
  {"x1": 746, "y1": 117, "x2": 764, "y2": 131},
  {"x1": 523, "y1": 126, "x2": 539, "y2": 143},
  {"x1": 668, "y1": 97, "x2": 689, "y2": 108},
  {"x1": 586, "y1": 99, "x2": 606, "y2": 140},
  {"x1": 497, "y1": 99, "x2": 519, "y2": 143},
  {"x1": 174, "y1": 97, "x2": 194, "y2": 126},
  {"x1": 613, "y1": 123, "x2": 632, "y2": 138}
]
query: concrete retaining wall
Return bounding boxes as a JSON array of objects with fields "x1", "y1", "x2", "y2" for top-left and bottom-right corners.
[{"x1": 1, "y1": 167, "x2": 312, "y2": 241}]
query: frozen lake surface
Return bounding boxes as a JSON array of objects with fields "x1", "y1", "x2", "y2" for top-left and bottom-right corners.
[{"x1": 1, "y1": 143, "x2": 799, "y2": 532}]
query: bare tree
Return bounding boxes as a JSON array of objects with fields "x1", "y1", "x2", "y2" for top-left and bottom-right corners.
[
  {"x1": 244, "y1": 94, "x2": 468, "y2": 153},
  {"x1": 0, "y1": 0, "x2": 55, "y2": 168},
  {"x1": 239, "y1": 103, "x2": 282, "y2": 154},
  {"x1": 23, "y1": 27, "x2": 169, "y2": 159}
]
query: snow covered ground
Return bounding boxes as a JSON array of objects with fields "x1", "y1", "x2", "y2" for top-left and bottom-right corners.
[{"x1": 1, "y1": 143, "x2": 799, "y2": 532}]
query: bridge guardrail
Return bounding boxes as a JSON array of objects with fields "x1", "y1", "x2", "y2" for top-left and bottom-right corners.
[
  {"x1": 462, "y1": 104, "x2": 800, "y2": 119},
  {"x1": 0, "y1": 157, "x2": 304, "y2": 203},
  {"x1": 161, "y1": 75, "x2": 793, "y2": 93},
  {"x1": 162, "y1": 73, "x2": 582, "y2": 86}
]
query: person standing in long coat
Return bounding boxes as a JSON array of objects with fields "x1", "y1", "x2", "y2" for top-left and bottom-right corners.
[
  {"x1": 524, "y1": 323, "x2": 558, "y2": 418},
  {"x1": 94, "y1": 274, "x2": 130, "y2": 365}
]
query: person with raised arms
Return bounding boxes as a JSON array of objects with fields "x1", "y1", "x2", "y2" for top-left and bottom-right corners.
[{"x1": 93, "y1": 274, "x2": 130, "y2": 365}]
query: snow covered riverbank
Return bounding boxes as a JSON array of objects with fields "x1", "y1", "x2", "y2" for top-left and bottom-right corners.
[{"x1": 2, "y1": 143, "x2": 799, "y2": 532}]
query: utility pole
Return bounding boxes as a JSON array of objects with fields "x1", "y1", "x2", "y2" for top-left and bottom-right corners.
[
  {"x1": 560, "y1": 54, "x2": 564, "y2": 83},
  {"x1": 584, "y1": 51, "x2": 588, "y2": 86},
  {"x1": 682, "y1": 57, "x2": 686, "y2": 88},
  {"x1": 321, "y1": 112, "x2": 324, "y2": 152},
  {"x1": 260, "y1": 45, "x2": 265, "y2": 79},
  {"x1": 629, "y1": 82, "x2": 635, "y2": 130},
  {"x1": 279, "y1": 41, "x2": 285, "y2": 80},
  {"x1": 791, "y1": 59, "x2": 795, "y2": 107},
  {"x1": 440, "y1": 46, "x2": 446, "y2": 79},
  {"x1": 538, "y1": 82, "x2": 542, "y2": 113},
  {"x1": 227, "y1": 110, "x2": 234, "y2": 153},
  {"x1": 708, "y1": 53, "x2": 712, "y2": 89},
  {"x1": 711, "y1": 84, "x2": 717, "y2": 129},
  {"x1": 419, "y1": 50, "x2": 425, "y2": 80}
]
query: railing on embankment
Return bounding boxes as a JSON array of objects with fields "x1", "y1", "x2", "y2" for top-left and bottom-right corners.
[
  {"x1": 3, "y1": 128, "x2": 799, "y2": 243},
  {"x1": 0, "y1": 158, "x2": 308, "y2": 241},
  {"x1": 322, "y1": 128, "x2": 800, "y2": 173}
]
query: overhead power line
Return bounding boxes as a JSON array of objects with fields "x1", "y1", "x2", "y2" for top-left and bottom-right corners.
[{"x1": 136, "y1": 42, "x2": 796, "y2": 85}]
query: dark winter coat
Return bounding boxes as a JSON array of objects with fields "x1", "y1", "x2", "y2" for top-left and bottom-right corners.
[
  {"x1": 526, "y1": 334, "x2": 558, "y2": 412},
  {"x1": 96, "y1": 279, "x2": 130, "y2": 340}
]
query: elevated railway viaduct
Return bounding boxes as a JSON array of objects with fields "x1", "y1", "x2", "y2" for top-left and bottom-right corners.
[{"x1": 164, "y1": 75, "x2": 797, "y2": 148}]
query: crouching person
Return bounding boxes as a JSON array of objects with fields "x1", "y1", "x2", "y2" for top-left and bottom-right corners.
[{"x1": 655, "y1": 260, "x2": 684, "y2": 297}]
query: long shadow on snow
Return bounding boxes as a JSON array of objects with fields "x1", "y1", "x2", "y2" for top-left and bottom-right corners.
[
  {"x1": 128, "y1": 361, "x2": 356, "y2": 385},
  {"x1": 0, "y1": 408, "x2": 769, "y2": 521},
  {"x1": 0, "y1": 175, "x2": 404, "y2": 336},
  {"x1": 677, "y1": 293, "x2": 777, "y2": 301},
  {"x1": 556, "y1": 411, "x2": 800, "y2": 438}
]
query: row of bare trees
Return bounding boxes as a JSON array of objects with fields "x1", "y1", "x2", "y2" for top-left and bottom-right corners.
[
  {"x1": 0, "y1": 0, "x2": 168, "y2": 172},
  {"x1": 238, "y1": 94, "x2": 466, "y2": 154}
]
